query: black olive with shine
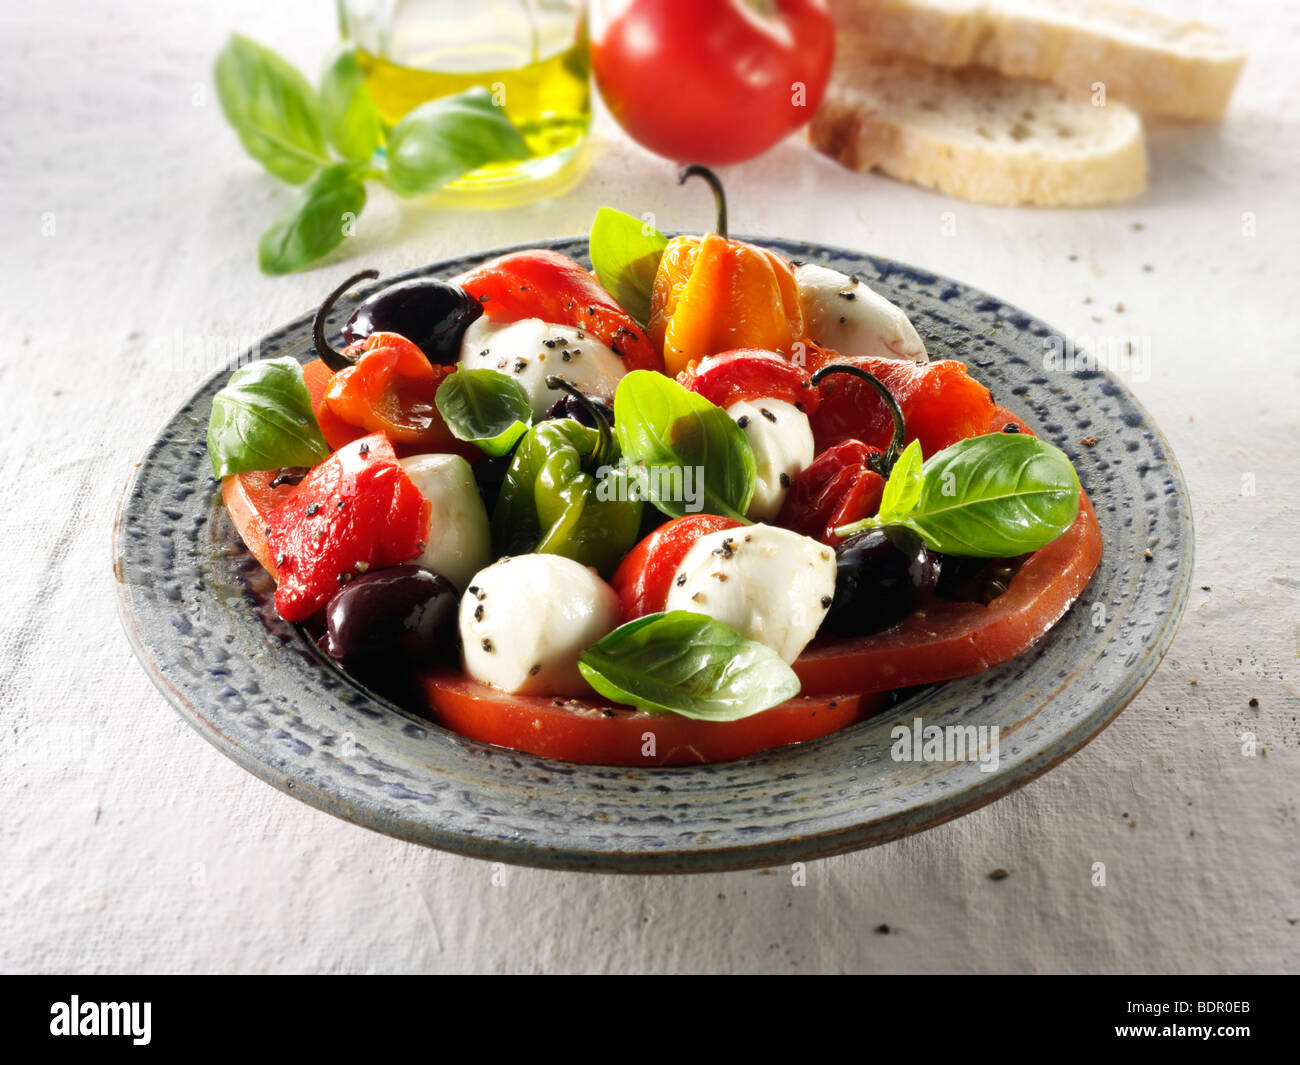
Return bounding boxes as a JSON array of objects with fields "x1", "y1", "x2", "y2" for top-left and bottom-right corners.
[
  {"x1": 544, "y1": 392, "x2": 615, "y2": 429},
  {"x1": 343, "y1": 278, "x2": 483, "y2": 365},
  {"x1": 324, "y1": 565, "x2": 458, "y2": 666},
  {"x1": 823, "y1": 526, "x2": 941, "y2": 638}
]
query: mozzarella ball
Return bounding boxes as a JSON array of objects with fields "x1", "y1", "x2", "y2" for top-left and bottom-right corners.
[
  {"x1": 726, "y1": 398, "x2": 814, "y2": 521},
  {"x1": 399, "y1": 454, "x2": 492, "y2": 591},
  {"x1": 459, "y1": 554, "x2": 622, "y2": 695},
  {"x1": 458, "y1": 316, "x2": 627, "y2": 417},
  {"x1": 795, "y1": 263, "x2": 927, "y2": 362},
  {"x1": 664, "y1": 524, "x2": 836, "y2": 663}
]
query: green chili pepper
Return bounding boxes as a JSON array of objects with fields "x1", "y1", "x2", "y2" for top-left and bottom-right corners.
[{"x1": 492, "y1": 378, "x2": 643, "y2": 577}]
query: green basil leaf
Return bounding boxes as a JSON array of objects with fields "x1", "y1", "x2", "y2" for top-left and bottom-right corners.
[
  {"x1": 435, "y1": 368, "x2": 533, "y2": 456},
  {"x1": 257, "y1": 163, "x2": 367, "y2": 275},
  {"x1": 214, "y1": 34, "x2": 331, "y2": 184},
  {"x1": 840, "y1": 433, "x2": 1081, "y2": 556},
  {"x1": 589, "y1": 207, "x2": 668, "y2": 327},
  {"x1": 877, "y1": 438, "x2": 924, "y2": 521},
  {"x1": 207, "y1": 357, "x2": 330, "y2": 478},
  {"x1": 319, "y1": 45, "x2": 384, "y2": 163},
  {"x1": 383, "y1": 87, "x2": 530, "y2": 198},
  {"x1": 613, "y1": 370, "x2": 756, "y2": 522},
  {"x1": 577, "y1": 611, "x2": 801, "y2": 721}
]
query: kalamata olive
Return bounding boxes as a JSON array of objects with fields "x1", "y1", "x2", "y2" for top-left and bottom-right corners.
[
  {"x1": 343, "y1": 278, "x2": 483, "y2": 365},
  {"x1": 544, "y1": 392, "x2": 615, "y2": 429},
  {"x1": 934, "y1": 553, "x2": 1028, "y2": 604},
  {"x1": 823, "y1": 526, "x2": 941, "y2": 638},
  {"x1": 324, "y1": 565, "x2": 458, "y2": 666}
]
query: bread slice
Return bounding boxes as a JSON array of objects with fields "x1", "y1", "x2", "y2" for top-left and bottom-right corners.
[
  {"x1": 829, "y1": 0, "x2": 1246, "y2": 119},
  {"x1": 810, "y1": 36, "x2": 1147, "y2": 205}
]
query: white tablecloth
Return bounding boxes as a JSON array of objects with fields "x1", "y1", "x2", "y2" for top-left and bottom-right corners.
[{"x1": 3, "y1": 0, "x2": 1296, "y2": 973}]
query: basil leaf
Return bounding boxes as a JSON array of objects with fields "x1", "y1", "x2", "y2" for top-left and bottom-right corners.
[
  {"x1": 589, "y1": 207, "x2": 668, "y2": 327},
  {"x1": 435, "y1": 368, "x2": 533, "y2": 456},
  {"x1": 840, "y1": 433, "x2": 1081, "y2": 556},
  {"x1": 214, "y1": 34, "x2": 331, "y2": 184},
  {"x1": 613, "y1": 370, "x2": 756, "y2": 522},
  {"x1": 877, "y1": 438, "x2": 923, "y2": 521},
  {"x1": 207, "y1": 357, "x2": 330, "y2": 478},
  {"x1": 383, "y1": 87, "x2": 530, "y2": 198},
  {"x1": 577, "y1": 611, "x2": 801, "y2": 721},
  {"x1": 257, "y1": 164, "x2": 367, "y2": 275},
  {"x1": 319, "y1": 45, "x2": 384, "y2": 163}
]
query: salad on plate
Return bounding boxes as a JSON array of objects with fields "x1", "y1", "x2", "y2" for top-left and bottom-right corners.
[{"x1": 206, "y1": 167, "x2": 1102, "y2": 765}]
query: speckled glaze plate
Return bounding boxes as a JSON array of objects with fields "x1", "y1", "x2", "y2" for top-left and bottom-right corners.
[{"x1": 114, "y1": 237, "x2": 1192, "y2": 873}]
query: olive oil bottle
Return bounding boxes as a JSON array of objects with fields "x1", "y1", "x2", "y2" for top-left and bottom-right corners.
[{"x1": 341, "y1": 1, "x2": 591, "y2": 204}]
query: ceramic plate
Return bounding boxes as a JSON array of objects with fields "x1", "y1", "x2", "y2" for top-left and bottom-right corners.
[{"x1": 113, "y1": 237, "x2": 1193, "y2": 873}]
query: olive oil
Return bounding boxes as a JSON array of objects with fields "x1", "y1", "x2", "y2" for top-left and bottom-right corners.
[{"x1": 351, "y1": 10, "x2": 591, "y2": 203}]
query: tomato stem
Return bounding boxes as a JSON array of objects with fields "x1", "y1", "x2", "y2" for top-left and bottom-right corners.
[
  {"x1": 545, "y1": 375, "x2": 615, "y2": 469},
  {"x1": 313, "y1": 269, "x2": 379, "y2": 372},
  {"x1": 810, "y1": 363, "x2": 907, "y2": 475},
  {"x1": 677, "y1": 164, "x2": 727, "y2": 239}
]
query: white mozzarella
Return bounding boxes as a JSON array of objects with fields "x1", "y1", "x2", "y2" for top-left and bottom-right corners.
[
  {"x1": 399, "y1": 454, "x2": 492, "y2": 591},
  {"x1": 458, "y1": 316, "x2": 627, "y2": 417},
  {"x1": 795, "y1": 263, "x2": 927, "y2": 362},
  {"x1": 663, "y1": 524, "x2": 836, "y2": 663},
  {"x1": 726, "y1": 398, "x2": 814, "y2": 522},
  {"x1": 459, "y1": 554, "x2": 622, "y2": 696}
]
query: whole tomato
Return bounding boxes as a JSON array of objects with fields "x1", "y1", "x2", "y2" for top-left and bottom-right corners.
[{"x1": 592, "y1": 0, "x2": 836, "y2": 165}]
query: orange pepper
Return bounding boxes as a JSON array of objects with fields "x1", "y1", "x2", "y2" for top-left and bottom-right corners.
[
  {"x1": 324, "y1": 332, "x2": 457, "y2": 447},
  {"x1": 649, "y1": 233, "x2": 805, "y2": 377}
]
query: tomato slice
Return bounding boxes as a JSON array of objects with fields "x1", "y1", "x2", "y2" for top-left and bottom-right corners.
[
  {"x1": 221, "y1": 469, "x2": 292, "y2": 577},
  {"x1": 794, "y1": 494, "x2": 1103, "y2": 695},
  {"x1": 420, "y1": 671, "x2": 883, "y2": 765}
]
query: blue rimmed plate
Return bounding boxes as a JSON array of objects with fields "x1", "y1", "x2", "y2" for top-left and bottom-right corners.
[{"x1": 113, "y1": 237, "x2": 1192, "y2": 873}]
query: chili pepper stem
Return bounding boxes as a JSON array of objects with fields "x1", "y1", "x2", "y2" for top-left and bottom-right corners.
[
  {"x1": 313, "y1": 269, "x2": 379, "y2": 372},
  {"x1": 545, "y1": 375, "x2": 616, "y2": 470},
  {"x1": 677, "y1": 164, "x2": 727, "y2": 239},
  {"x1": 810, "y1": 363, "x2": 908, "y2": 475}
]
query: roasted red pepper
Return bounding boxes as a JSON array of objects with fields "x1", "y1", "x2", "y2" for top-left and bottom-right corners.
[
  {"x1": 322, "y1": 332, "x2": 458, "y2": 448},
  {"x1": 265, "y1": 434, "x2": 431, "y2": 622},
  {"x1": 677, "y1": 348, "x2": 821, "y2": 415},
  {"x1": 809, "y1": 353, "x2": 996, "y2": 457},
  {"x1": 453, "y1": 250, "x2": 663, "y2": 374},
  {"x1": 777, "y1": 441, "x2": 886, "y2": 546},
  {"x1": 611, "y1": 514, "x2": 746, "y2": 620}
]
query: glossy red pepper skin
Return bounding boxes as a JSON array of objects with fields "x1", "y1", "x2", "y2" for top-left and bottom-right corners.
[
  {"x1": 810, "y1": 353, "x2": 995, "y2": 457},
  {"x1": 777, "y1": 441, "x2": 886, "y2": 546},
  {"x1": 453, "y1": 250, "x2": 664, "y2": 374},
  {"x1": 265, "y1": 434, "x2": 431, "y2": 623},
  {"x1": 611, "y1": 514, "x2": 746, "y2": 620},
  {"x1": 323, "y1": 332, "x2": 458, "y2": 448},
  {"x1": 676, "y1": 348, "x2": 821, "y2": 415}
]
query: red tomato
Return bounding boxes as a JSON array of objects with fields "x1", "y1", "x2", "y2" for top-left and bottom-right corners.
[
  {"x1": 592, "y1": 0, "x2": 835, "y2": 165},
  {"x1": 677, "y1": 348, "x2": 821, "y2": 414},
  {"x1": 611, "y1": 514, "x2": 745, "y2": 619},
  {"x1": 810, "y1": 354, "x2": 996, "y2": 457},
  {"x1": 220, "y1": 469, "x2": 292, "y2": 578},
  {"x1": 420, "y1": 672, "x2": 882, "y2": 765},
  {"x1": 794, "y1": 494, "x2": 1103, "y2": 695},
  {"x1": 453, "y1": 250, "x2": 663, "y2": 373},
  {"x1": 265, "y1": 434, "x2": 431, "y2": 622}
]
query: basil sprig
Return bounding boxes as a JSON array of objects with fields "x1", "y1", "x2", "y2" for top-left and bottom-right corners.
[
  {"x1": 435, "y1": 369, "x2": 533, "y2": 456},
  {"x1": 613, "y1": 371, "x2": 756, "y2": 522},
  {"x1": 214, "y1": 36, "x2": 531, "y2": 274},
  {"x1": 837, "y1": 434, "x2": 1081, "y2": 556},
  {"x1": 588, "y1": 207, "x2": 668, "y2": 327},
  {"x1": 206, "y1": 357, "x2": 330, "y2": 478},
  {"x1": 578, "y1": 612, "x2": 801, "y2": 721}
]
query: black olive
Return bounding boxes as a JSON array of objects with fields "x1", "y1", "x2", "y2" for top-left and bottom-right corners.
[
  {"x1": 324, "y1": 565, "x2": 458, "y2": 666},
  {"x1": 823, "y1": 526, "x2": 941, "y2": 638},
  {"x1": 473, "y1": 452, "x2": 513, "y2": 512},
  {"x1": 544, "y1": 392, "x2": 615, "y2": 429},
  {"x1": 343, "y1": 278, "x2": 483, "y2": 365},
  {"x1": 934, "y1": 553, "x2": 1029, "y2": 604}
]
